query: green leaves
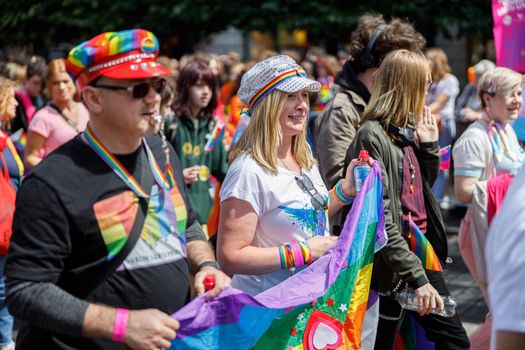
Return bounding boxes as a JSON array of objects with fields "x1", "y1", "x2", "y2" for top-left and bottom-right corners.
[{"x1": 0, "y1": 0, "x2": 492, "y2": 55}]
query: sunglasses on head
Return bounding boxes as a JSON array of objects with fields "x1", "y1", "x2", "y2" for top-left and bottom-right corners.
[
  {"x1": 295, "y1": 173, "x2": 328, "y2": 211},
  {"x1": 94, "y1": 78, "x2": 167, "y2": 99}
]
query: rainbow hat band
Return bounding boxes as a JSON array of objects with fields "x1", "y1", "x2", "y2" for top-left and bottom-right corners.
[
  {"x1": 65, "y1": 29, "x2": 171, "y2": 89},
  {"x1": 238, "y1": 55, "x2": 321, "y2": 111}
]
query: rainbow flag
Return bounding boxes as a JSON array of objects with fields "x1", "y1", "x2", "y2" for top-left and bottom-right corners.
[
  {"x1": 204, "y1": 122, "x2": 226, "y2": 152},
  {"x1": 405, "y1": 218, "x2": 443, "y2": 272},
  {"x1": 9, "y1": 129, "x2": 26, "y2": 157},
  {"x1": 394, "y1": 313, "x2": 435, "y2": 350},
  {"x1": 439, "y1": 145, "x2": 451, "y2": 171},
  {"x1": 169, "y1": 162, "x2": 387, "y2": 349}
]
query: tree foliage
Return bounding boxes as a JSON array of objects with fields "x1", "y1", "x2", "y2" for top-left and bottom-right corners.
[{"x1": 0, "y1": 0, "x2": 492, "y2": 56}]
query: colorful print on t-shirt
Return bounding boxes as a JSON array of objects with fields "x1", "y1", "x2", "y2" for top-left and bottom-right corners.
[
  {"x1": 278, "y1": 205, "x2": 327, "y2": 237},
  {"x1": 93, "y1": 191, "x2": 138, "y2": 261},
  {"x1": 141, "y1": 184, "x2": 187, "y2": 247},
  {"x1": 123, "y1": 185, "x2": 188, "y2": 270},
  {"x1": 93, "y1": 185, "x2": 188, "y2": 269}
]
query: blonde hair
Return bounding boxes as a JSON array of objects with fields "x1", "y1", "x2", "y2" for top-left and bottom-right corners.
[
  {"x1": 362, "y1": 49, "x2": 430, "y2": 130},
  {"x1": 478, "y1": 67, "x2": 524, "y2": 109},
  {"x1": 229, "y1": 90, "x2": 315, "y2": 173},
  {"x1": 0, "y1": 77, "x2": 14, "y2": 121},
  {"x1": 426, "y1": 47, "x2": 451, "y2": 82},
  {"x1": 45, "y1": 59, "x2": 79, "y2": 101}
]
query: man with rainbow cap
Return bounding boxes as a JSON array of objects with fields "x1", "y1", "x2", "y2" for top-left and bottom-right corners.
[{"x1": 5, "y1": 29, "x2": 230, "y2": 350}]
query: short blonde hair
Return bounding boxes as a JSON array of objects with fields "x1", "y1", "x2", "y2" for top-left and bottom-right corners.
[
  {"x1": 362, "y1": 49, "x2": 430, "y2": 130},
  {"x1": 0, "y1": 77, "x2": 14, "y2": 120},
  {"x1": 426, "y1": 47, "x2": 451, "y2": 82},
  {"x1": 478, "y1": 67, "x2": 524, "y2": 108},
  {"x1": 229, "y1": 90, "x2": 315, "y2": 173}
]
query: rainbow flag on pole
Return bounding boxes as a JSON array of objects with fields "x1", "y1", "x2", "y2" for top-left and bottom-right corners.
[
  {"x1": 170, "y1": 162, "x2": 387, "y2": 349},
  {"x1": 204, "y1": 122, "x2": 226, "y2": 152}
]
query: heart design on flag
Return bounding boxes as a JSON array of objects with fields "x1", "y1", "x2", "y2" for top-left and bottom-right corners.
[{"x1": 303, "y1": 310, "x2": 343, "y2": 350}]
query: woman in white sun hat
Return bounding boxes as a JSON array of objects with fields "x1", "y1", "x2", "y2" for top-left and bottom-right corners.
[{"x1": 217, "y1": 55, "x2": 370, "y2": 295}]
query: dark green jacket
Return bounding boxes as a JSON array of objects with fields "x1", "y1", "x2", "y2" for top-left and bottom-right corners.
[
  {"x1": 167, "y1": 115, "x2": 228, "y2": 224},
  {"x1": 342, "y1": 120, "x2": 447, "y2": 292}
]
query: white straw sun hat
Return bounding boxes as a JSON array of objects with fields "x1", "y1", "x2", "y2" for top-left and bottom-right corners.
[{"x1": 238, "y1": 55, "x2": 321, "y2": 110}]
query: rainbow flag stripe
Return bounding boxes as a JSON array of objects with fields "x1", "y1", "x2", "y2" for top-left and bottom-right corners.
[
  {"x1": 169, "y1": 162, "x2": 387, "y2": 349},
  {"x1": 394, "y1": 313, "x2": 435, "y2": 350},
  {"x1": 249, "y1": 68, "x2": 307, "y2": 109},
  {"x1": 405, "y1": 218, "x2": 443, "y2": 272},
  {"x1": 439, "y1": 145, "x2": 451, "y2": 171}
]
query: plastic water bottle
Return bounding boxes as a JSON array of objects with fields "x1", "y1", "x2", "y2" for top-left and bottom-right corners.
[
  {"x1": 394, "y1": 287, "x2": 457, "y2": 318},
  {"x1": 353, "y1": 150, "x2": 371, "y2": 192}
]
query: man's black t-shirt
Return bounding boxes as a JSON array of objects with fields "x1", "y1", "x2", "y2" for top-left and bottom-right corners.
[{"x1": 6, "y1": 134, "x2": 202, "y2": 349}]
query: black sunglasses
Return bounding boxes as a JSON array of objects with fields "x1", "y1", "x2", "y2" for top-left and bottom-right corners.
[
  {"x1": 94, "y1": 78, "x2": 167, "y2": 99},
  {"x1": 295, "y1": 173, "x2": 328, "y2": 211}
]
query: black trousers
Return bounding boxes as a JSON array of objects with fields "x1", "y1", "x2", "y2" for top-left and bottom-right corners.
[{"x1": 374, "y1": 271, "x2": 470, "y2": 350}]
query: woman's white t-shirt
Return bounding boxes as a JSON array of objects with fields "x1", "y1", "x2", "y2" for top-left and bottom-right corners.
[{"x1": 220, "y1": 154, "x2": 330, "y2": 295}]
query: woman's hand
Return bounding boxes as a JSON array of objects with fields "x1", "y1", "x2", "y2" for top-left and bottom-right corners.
[
  {"x1": 340, "y1": 156, "x2": 375, "y2": 197},
  {"x1": 307, "y1": 236, "x2": 338, "y2": 260},
  {"x1": 414, "y1": 283, "x2": 444, "y2": 316},
  {"x1": 182, "y1": 165, "x2": 200, "y2": 185},
  {"x1": 416, "y1": 106, "x2": 439, "y2": 143}
]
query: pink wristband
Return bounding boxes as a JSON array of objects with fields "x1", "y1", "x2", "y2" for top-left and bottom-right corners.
[
  {"x1": 290, "y1": 241, "x2": 305, "y2": 267},
  {"x1": 112, "y1": 308, "x2": 129, "y2": 343}
]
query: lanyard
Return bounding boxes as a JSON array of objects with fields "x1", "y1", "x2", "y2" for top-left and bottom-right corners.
[{"x1": 83, "y1": 127, "x2": 172, "y2": 198}]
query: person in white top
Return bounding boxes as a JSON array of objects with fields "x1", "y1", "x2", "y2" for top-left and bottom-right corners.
[
  {"x1": 217, "y1": 55, "x2": 368, "y2": 296},
  {"x1": 486, "y1": 165, "x2": 525, "y2": 350},
  {"x1": 454, "y1": 67, "x2": 524, "y2": 350}
]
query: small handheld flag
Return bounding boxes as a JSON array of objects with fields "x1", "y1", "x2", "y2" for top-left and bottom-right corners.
[
  {"x1": 204, "y1": 123, "x2": 226, "y2": 152},
  {"x1": 439, "y1": 145, "x2": 451, "y2": 171}
]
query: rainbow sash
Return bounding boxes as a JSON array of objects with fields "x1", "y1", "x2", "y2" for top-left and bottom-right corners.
[{"x1": 83, "y1": 128, "x2": 172, "y2": 197}]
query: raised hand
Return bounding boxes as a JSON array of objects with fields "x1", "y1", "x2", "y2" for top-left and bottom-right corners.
[{"x1": 416, "y1": 106, "x2": 439, "y2": 143}]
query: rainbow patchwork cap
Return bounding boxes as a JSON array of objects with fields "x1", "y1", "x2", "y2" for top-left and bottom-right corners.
[
  {"x1": 65, "y1": 29, "x2": 171, "y2": 89},
  {"x1": 238, "y1": 55, "x2": 321, "y2": 110}
]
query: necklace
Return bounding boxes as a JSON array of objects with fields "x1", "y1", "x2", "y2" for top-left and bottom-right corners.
[
  {"x1": 405, "y1": 148, "x2": 416, "y2": 193},
  {"x1": 278, "y1": 157, "x2": 300, "y2": 173}
]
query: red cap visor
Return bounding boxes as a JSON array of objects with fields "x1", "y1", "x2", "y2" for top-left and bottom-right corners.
[{"x1": 88, "y1": 59, "x2": 172, "y2": 84}]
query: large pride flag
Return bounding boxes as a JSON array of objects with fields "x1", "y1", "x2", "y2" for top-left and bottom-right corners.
[{"x1": 169, "y1": 162, "x2": 387, "y2": 349}]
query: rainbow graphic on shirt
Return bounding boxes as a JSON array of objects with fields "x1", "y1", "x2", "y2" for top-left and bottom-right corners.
[
  {"x1": 141, "y1": 185, "x2": 188, "y2": 248},
  {"x1": 93, "y1": 191, "x2": 139, "y2": 260},
  {"x1": 278, "y1": 204, "x2": 328, "y2": 237}
]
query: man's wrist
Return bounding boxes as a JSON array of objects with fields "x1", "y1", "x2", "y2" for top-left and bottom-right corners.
[{"x1": 196, "y1": 260, "x2": 220, "y2": 272}]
